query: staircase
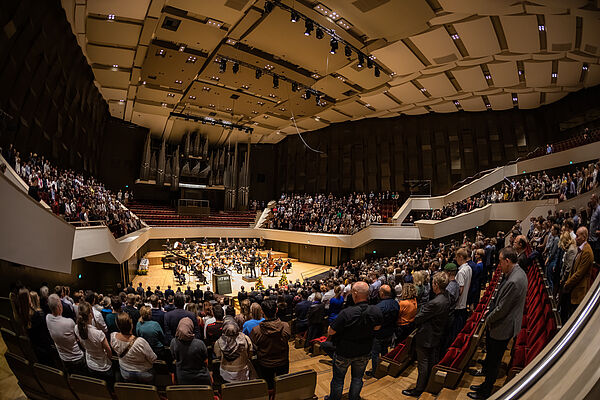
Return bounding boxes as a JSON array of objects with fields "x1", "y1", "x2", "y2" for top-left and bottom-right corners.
[{"x1": 127, "y1": 202, "x2": 257, "y2": 227}]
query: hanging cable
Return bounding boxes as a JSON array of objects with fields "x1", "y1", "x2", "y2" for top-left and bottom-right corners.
[{"x1": 290, "y1": 110, "x2": 324, "y2": 154}]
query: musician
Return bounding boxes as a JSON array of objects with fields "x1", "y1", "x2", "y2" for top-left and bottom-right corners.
[
  {"x1": 248, "y1": 253, "x2": 257, "y2": 278},
  {"x1": 283, "y1": 259, "x2": 292, "y2": 274},
  {"x1": 174, "y1": 264, "x2": 186, "y2": 285}
]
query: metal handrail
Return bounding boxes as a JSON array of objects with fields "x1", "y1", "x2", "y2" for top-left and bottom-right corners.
[
  {"x1": 68, "y1": 220, "x2": 106, "y2": 227},
  {"x1": 178, "y1": 198, "x2": 210, "y2": 208}
]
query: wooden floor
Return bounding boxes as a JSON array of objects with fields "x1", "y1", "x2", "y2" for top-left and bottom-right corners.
[
  {"x1": 0, "y1": 332, "x2": 514, "y2": 400},
  {"x1": 133, "y1": 250, "x2": 332, "y2": 295}
]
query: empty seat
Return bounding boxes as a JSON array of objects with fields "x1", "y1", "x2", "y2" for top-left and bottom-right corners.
[
  {"x1": 34, "y1": 363, "x2": 78, "y2": 400},
  {"x1": 114, "y1": 383, "x2": 161, "y2": 400},
  {"x1": 153, "y1": 359, "x2": 173, "y2": 388},
  {"x1": 274, "y1": 370, "x2": 317, "y2": 400},
  {"x1": 68, "y1": 374, "x2": 113, "y2": 400},
  {"x1": 221, "y1": 379, "x2": 269, "y2": 400},
  {"x1": 1, "y1": 328, "x2": 25, "y2": 358},
  {"x1": 5, "y1": 352, "x2": 47, "y2": 400},
  {"x1": 166, "y1": 385, "x2": 214, "y2": 400},
  {"x1": 0, "y1": 296, "x2": 12, "y2": 318},
  {"x1": 18, "y1": 334, "x2": 38, "y2": 363},
  {"x1": 0, "y1": 314, "x2": 14, "y2": 331}
]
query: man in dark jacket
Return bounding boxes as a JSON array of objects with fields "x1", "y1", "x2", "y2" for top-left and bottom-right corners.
[
  {"x1": 403, "y1": 272, "x2": 450, "y2": 397},
  {"x1": 136, "y1": 283, "x2": 145, "y2": 298},
  {"x1": 193, "y1": 284, "x2": 203, "y2": 303},
  {"x1": 368, "y1": 284, "x2": 399, "y2": 376},
  {"x1": 327, "y1": 281, "x2": 383, "y2": 400},
  {"x1": 164, "y1": 293, "x2": 200, "y2": 342},
  {"x1": 294, "y1": 291, "x2": 311, "y2": 335},
  {"x1": 250, "y1": 299, "x2": 291, "y2": 389},
  {"x1": 306, "y1": 293, "x2": 326, "y2": 346}
]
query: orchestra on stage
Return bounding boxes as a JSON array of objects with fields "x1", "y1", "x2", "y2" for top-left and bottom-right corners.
[{"x1": 160, "y1": 237, "x2": 292, "y2": 286}]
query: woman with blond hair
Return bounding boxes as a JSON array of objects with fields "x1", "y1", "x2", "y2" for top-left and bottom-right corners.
[
  {"x1": 235, "y1": 299, "x2": 251, "y2": 330},
  {"x1": 75, "y1": 301, "x2": 113, "y2": 383},
  {"x1": 395, "y1": 283, "x2": 418, "y2": 345},
  {"x1": 135, "y1": 305, "x2": 167, "y2": 359},
  {"x1": 413, "y1": 270, "x2": 430, "y2": 307},
  {"x1": 242, "y1": 302, "x2": 264, "y2": 336}
]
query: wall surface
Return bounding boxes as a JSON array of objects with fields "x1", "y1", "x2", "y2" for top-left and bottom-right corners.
[{"x1": 0, "y1": 0, "x2": 109, "y2": 175}]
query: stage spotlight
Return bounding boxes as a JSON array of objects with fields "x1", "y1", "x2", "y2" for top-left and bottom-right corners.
[
  {"x1": 374, "y1": 66, "x2": 380, "y2": 77},
  {"x1": 264, "y1": 1, "x2": 274, "y2": 14},
  {"x1": 330, "y1": 38, "x2": 338, "y2": 54},
  {"x1": 316, "y1": 27, "x2": 324, "y2": 39},
  {"x1": 344, "y1": 44, "x2": 351, "y2": 57},
  {"x1": 367, "y1": 57, "x2": 373, "y2": 69},
  {"x1": 255, "y1": 69, "x2": 262, "y2": 79},
  {"x1": 304, "y1": 19, "x2": 314, "y2": 36},
  {"x1": 220, "y1": 58, "x2": 227, "y2": 73},
  {"x1": 292, "y1": 82, "x2": 298, "y2": 92},
  {"x1": 305, "y1": 90, "x2": 311, "y2": 99},
  {"x1": 315, "y1": 94, "x2": 321, "y2": 106},
  {"x1": 232, "y1": 62, "x2": 239, "y2": 74},
  {"x1": 291, "y1": 11, "x2": 299, "y2": 22},
  {"x1": 357, "y1": 53, "x2": 364, "y2": 68},
  {"x1": 272, "y1": 74, "x2": 279, "y2": 89}
]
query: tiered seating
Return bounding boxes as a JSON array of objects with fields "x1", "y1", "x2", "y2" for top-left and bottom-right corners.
[
  {"x1": 527, "y1": 128, "x2": 600, "y2": 159},
  {"x1": 127, "y1": 202, "x2": 256, "y2": 227},
  {"x1": 373, "y1": 331, "x2": 416, "y2": 378},
  {"x1": 425, "y1": 267, "x2": 503, "y2": 393},
  {"x1": 506, "y1": 262, "x2": 560, "y2": 380}
]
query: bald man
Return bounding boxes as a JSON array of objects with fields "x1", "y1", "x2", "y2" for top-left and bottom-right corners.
[
  {"x1": 367, "y1": 284, "x2": 399, "y2": 376},
  {"x1": 563, "y1": 227, "x2": 594, "y2": 319},
  {"x1": 327, "y1": 281, "x2": 383, "y2": 400}
]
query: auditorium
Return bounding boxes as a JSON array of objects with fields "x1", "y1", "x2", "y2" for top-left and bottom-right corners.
[{"x1": 2, "y1": 1, "x2": 600, "y2": 399}]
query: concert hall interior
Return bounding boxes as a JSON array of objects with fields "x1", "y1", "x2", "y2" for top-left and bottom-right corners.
[{"x1": 2, "y1": 1, "x2": 600, "y2": 400}]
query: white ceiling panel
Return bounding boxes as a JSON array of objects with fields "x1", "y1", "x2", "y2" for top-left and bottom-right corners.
[
  {"x1": 487, "y1": 92, "x2": 514, "y2": 110},
  {"x1": 500, "y1": 15, "x2": 540, "y2": 54},
  {"x1": 438, "y1": 0, "x2": 522, "y2": 15},
  {"x1": 581, "y1": 16, "x2": 600, "y2": 56},
  {"x1": 166, "y1": 0, "x2": 248, "y2": 25},
  {"x1": 545, "y1": 15, "x2": 577, "y2": 52},
  {"x1": 335, "y1": 60, "x2": 391, "y2": 90},
  {"x1": 544, "y1": 91, "x2": 568, "y2": 104},
  {"x1": 458, "y1": 96, "x2": 486, "y2": 111},
  {"x1": 87, "y1": 19, "x2": 142, "y2": 47},
  {"x1": 454, "y1": 17, "x2": 501, "y2": 57},
  {"x1": 334, "y1": 101, "x2": 375, "y2": 117},
  {"x1": 99, "y1": 87, "x2": 128, "y2": 100},
  {"x1": 518, "y1": 92, "x2": 541, "y2": 109},
  {"x1": 429, "y1": 101, "x2": 459, "y2": 113},
  {"x1": 417, "y1": 73, "x2": 457, "y2": 97},
  {"x1": 359, "y1": 92, "x2": 399, "y2": 110},
  {"x1": 87, "y1": 0, "x2": 151, "y2": 20},
  {"x1": 371, "y1": 40, "x2": 425, "y2": 76},
  {"x1": 154, "y1": 13, "x2": 226, "y2": 54},
  {"x1": 557, "y1": 60, "x2": 583, "y2": 86},
  {"x1": 402, "y1": 106, "x2": 429, "y2": 115},
  {"x1": 524, "y1": 61, "x2": 552, "y2": 87},
  {"x1": 93, "y1": 68, "x2": 131, "y2": 89},
  {"x1": 487, "y1": 61, "x2": 519, "y2": 87},
  {"x1": 584, "y1": 63, "x2": 600, "y2": 87},
  {"x1": 388, "y1": 82, "x2": 428, "y2": 104},
  {"x1": 316, "y1": 108, "x2": 351, "y2": 123},
  {"x1": 295, "y1": 117, "x2": 329, "y2": 131},
  {"x1": 313, "y1": 75, "x2": 357, "y2": 100},
  {"x1": 86, "y1": 45, "x2": 135, "y2": 68},
  {"x1": 452, "y1": 66, "x2": 489, "y2": 92},
  {"x1": 409, "y1": 27, "x2": 461, "y2": 65}
]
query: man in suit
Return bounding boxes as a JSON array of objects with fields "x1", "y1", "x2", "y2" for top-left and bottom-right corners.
[
  {"x1": 403, "y1": 272, "x2": 450, "y2": 397},
  {"x1": 468, "y1": 246, "x2": 527, "y2": 399},
  {"x1": 514, "y1": 235, "x2": 530, "y2": 272},
  {"x1": 136, "y1": 282, "x2": 145, "y2": 298},
  {"x1": 563, "y1": 227, "x2": 594, "y2": 319}
]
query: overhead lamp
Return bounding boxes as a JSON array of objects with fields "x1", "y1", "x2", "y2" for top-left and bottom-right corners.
[
  {"x1": 272, "y1": 74, "x2": 279, "y2": 89},
  {"x1": 107, "y1": 14, "x2": 115, "y2": 20},
  {"x1": 316, "y1": 27, "x2": 324, "y2": 39},
  {"x1": 256, "y1": 69, "x2": 262, "y2": 79},
  {"x1": 367, "y1": 58, "x2": 374, "y2": 69},
  {"x1": 304, "y1": 19, "x2": 314, "y2": 36},
  {"x1": 374, "y1": 66, "x2": 380, "y2": 77},
  {"x1": 264, "y1": 1, "x2": 274, "y2": 14},
  {"x1": 291, "y1": 10, "x2": 299, "y2": 23},
  {"x1": 315, "y1": 94, "x2": 321, "y2": 106},
  {"x1": 291, "y1": 82, "x2": 298, "y2": 92},
  {"x1": 344, "y1": 44, "x2": 351, "y2": 57},
  {"x1": 357, "y1": 53, "x2": 364, "y2": 68},
  {"x1": 330, "y1": 38, "x2": 338, "y2": 54},
  {"x1": 232, "y1": 62, "x2": 240, "y2": 74},
  {"x1": 305, "y1": 90, "x2": 311, "y2": 100},
  {"x1": 219, "y1": 58, "x2": 227, "y2": 73}
]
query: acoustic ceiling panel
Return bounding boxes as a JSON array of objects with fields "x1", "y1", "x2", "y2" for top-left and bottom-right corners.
[
  {"x1": 524, "y1": 61, "x2": 552, "y2": 87},
  {"x1": 388, "y1": 82, "x2": 428, "y2": 104},
  {"x1": 453, "y1": 17, "x2": 501, "y2": 58},
  {"x1": 487, "y1": 61, "x2": 520, "y2": 87},
  {"x1": 499, "y1": 15, "x2": 540, "y2": 54},
  {"x1": 487, "y1": 92, "x2": 514, "y2": 110},
  {"x1": 452, "y1": 65, "x2": 489, "y2": 92},
  {"x1": 409, "y1": 27, "x2": 461, "y2": 65},
  {"x1": 417, "y1": 73, "x2": 457, "y2": 97}
]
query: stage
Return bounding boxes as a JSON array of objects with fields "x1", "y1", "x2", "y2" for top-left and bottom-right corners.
[{"x1": 132, "y1": 250, "x2": 332, "y2": 296}]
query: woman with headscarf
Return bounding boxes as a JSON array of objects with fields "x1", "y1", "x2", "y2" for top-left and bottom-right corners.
[
  {"x1": 214, "y1": 320, "x2": 254, "y2": 382},
  {"x1": 169, "y1": 317, "x2": 211, "y2": 385}
]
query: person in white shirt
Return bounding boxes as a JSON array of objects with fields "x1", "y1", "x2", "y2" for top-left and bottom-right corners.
[
  {"x1": 75, "y1": 302, "x2": 113, "y2": 382},
  {"x1": 46, "y1": 294, "x2": 87, "y2": 374},
  {"x1": 451, "y1": 248, "x2": 472, "y2": 342}
]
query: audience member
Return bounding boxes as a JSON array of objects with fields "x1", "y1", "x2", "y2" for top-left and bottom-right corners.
[
  {"x1": 46, "y1": 294, "x2": 86, "y2": 374},
  {"x1": 74, "y1": 302, "x2": 113, "y2": 383},
  {"x1": 169, "y1": 317, "x2": 211, "y2": 385},
  {"x1": 214, "y1": 319, "x2": 254, "y2": 382}
]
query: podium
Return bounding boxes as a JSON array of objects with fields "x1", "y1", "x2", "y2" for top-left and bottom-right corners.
[{"x1": 213, "y1": 273, "x2": 232, "y2": 295}]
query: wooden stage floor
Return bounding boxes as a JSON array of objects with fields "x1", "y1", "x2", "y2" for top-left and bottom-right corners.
[{"x1": 133, "y1": 250, "x2": 332, "y2": 295}]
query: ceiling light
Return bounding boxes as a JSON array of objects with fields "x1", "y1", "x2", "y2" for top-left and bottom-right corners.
[
  {"x1": 209, "y1": 104, "x2": 215, "y2": 107},
  {"x1": 367, "y1": 57, "x2": 373, "y2": 69},
  {"x1": 330, "y1": 38, "x2": 338, "y2": 54},
  {"x1": 305, "y1": 90, "x2": 311, "y2": 100},
  {"x1": 175, "y1": 80, "x2": 182, "y2": 84},
  {"x1": 242, "y1": 84, "x2": 249, "y2": 89},
  {"x1": 256, "y1": 69, "x2": 262, "y2": 79},
  {"x1": 210, "y1": 76, "x2": 220, "y2": 81},
  {"x1": 337, "y1": 18, "x2": 352, "y2": 30},
  {"x1": 485, "y1": 103, "x2": 491, "y2": 108},
  {"x1": 263, "y1": 115, "x2": 269, "y2": 119},
  {"x1": 107, "y1": 14, "x2": 115, "y2": 20},
  {"x1": 263, "y1": 1, "x2": 274, "y2": 14},
  {"x1": 226, "y1": 107, "x2": 232, "y2": 111},
  {"x1": 551, "y1": 72, "x2": 557, "y2": 78},
  {"x1": 344, "y1": 44, "x2": 352, "y2": 57},
  {"x1": 207, "y1": 19, "x2": 223, "y2": 28},
  {"x1": 316, "y1": 27, "x2": 324, "y2": 40},
  {"x1": 420, "y1": 88, "x2": 427, "y2": 92},
  {"x1": 279, "y1": 107, "x2": 286, "y2": 111},
  {"x1": 189, "y1": 95, "x2": 196, "y2": 100},
  {"x1": 451, "y1": 34, "x2": 460, "y2": 40},
  {"x1": 161, "y1": 102, "x2": 167, "y2": 107},
  {"x1": 226, "y1": 38, "x2": 237, "y2": 45},
  {"x1": 179, "y1": 45, "x2": 186, "y2": 52},
  {"x1": 315, "y1": 94, "x2": 321, "y2": 106},
  {"x1": 453, "y1": 100, "x2": 460, "y2": 106},
  {"x1": 312, "y1": 73, "x2": 320, "y2": 79},
  {"x1": 220, "y1": 58, "x2": 227, "y2": 73},
  {"x1": 119, "y1": 99, "x2": 125, "y2": 103},
  {"x1": 314, "y1": 117, "x2": 320, "y2": 121},
  {"x1": 485, "y1": 74, "x2": 492, "y2": 80},
  {"x1": 337, "y1": 75, "x2": 346, "y2": 82},
  {"x1": 265, "y1": 64, "x2": 274, "y2": 70},
  {"x1": 512, "y1": 96, "x2": 518, "y2": 102},
  {"x1": 186, "y1": 56, "x2": 197, "y2": 63},
  {"x1": 157, "y1": 49, "x2": 165, "y2": 57},
  {"x1": 357, "y1": 53, "x2": 364, "y2": 68},
  {"x1": 142, "y1": 81, "x2": 146, "y2": 85},
  {"x1": 538, "y1": 25, "x2": 545, "y2": 31},
  {"x1": 167, "y1": 93, "x2": 175, "y2": 97},
  {"x1": 253, "y1": 121, "x2": 259, "y2": 124},
  {"x1": 582, "y1": 65, "x2": 588, "y2": 71},
  {"x1": 232, "y1": 62, "x2": 239, "y2": 74},
  {"x1": 113, "y1": 64, "x2": 118, "y2": 68},
  {"x1": 304, "y1": 19, "x2": 314, "y2": 36},
  {"x1": 258, "y1": 101, "x2": 265, "y2": 105},
  {"x1": 518, "y1": 70, "x2": 523, "y2": 75},
  {"x1": 369, "y1": 55, "x2": 376, "y2": 60},
  {"x1": 364, "y1": 103, "x2": 371, "y2": 107},
  {"x1": 203, "y1": 86, "x2": 210, "y2": 91},
  {"x1": 272, "y1": 74, "x2": 279, "y2": 89},
  {"x1": 269, "y1": 93, "x2": 276, "y2": 98},
  {"x1": 374, "y1": 66, "x2": 380, "y2": 77},
  {"x1": 291, "y1": 11, "x2": 299, "y2": 23}
]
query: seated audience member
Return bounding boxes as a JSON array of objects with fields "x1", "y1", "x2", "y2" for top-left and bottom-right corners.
[
  {"x1": 110, "y1": 312, "x2": 157, "y2": 383},
  {"x1": 214, "y1": 320, "x2": 254, "y2": 382},
  {"x1": 250, "y1": 299, "x2": 291, "y2": 389},
  {"x1": 395, "y1": 283, "x2": 418, "y2": 345},
  {"x1": 170, "y1": 318, "x2": 212, "y2": 385},
  {"x1": 136, "y1": 306, "x2": 167, "y2": 359},
  {"x1": 242, "y1": 302, "x2": 264, "y2": 336},
  {"x1": 46, "y1": 294, "x2": 87, "y2": 374},
  {"x1": 15, "y1": 288, "x2": 57, "y2": 366},
  {"x1": 74, "y1": 302, "x2": 113, "y2": 383}
]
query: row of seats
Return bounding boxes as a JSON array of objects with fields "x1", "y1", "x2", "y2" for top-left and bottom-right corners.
[
  {"x1": 528, "y1": 129, "x2": 600, "y2": 159},
  {"x1": 6, "y1": 351, "x2": 317, "y2": 400},
  {"x1": 506, "y1": 262, "x2": 559, "y2": 379},
  {"x1": 127, "y1": 202, "x2": 257, "y2": 227},
  {"x1": 426, "y1": 267, "x2": 503, "y2": 393}
]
